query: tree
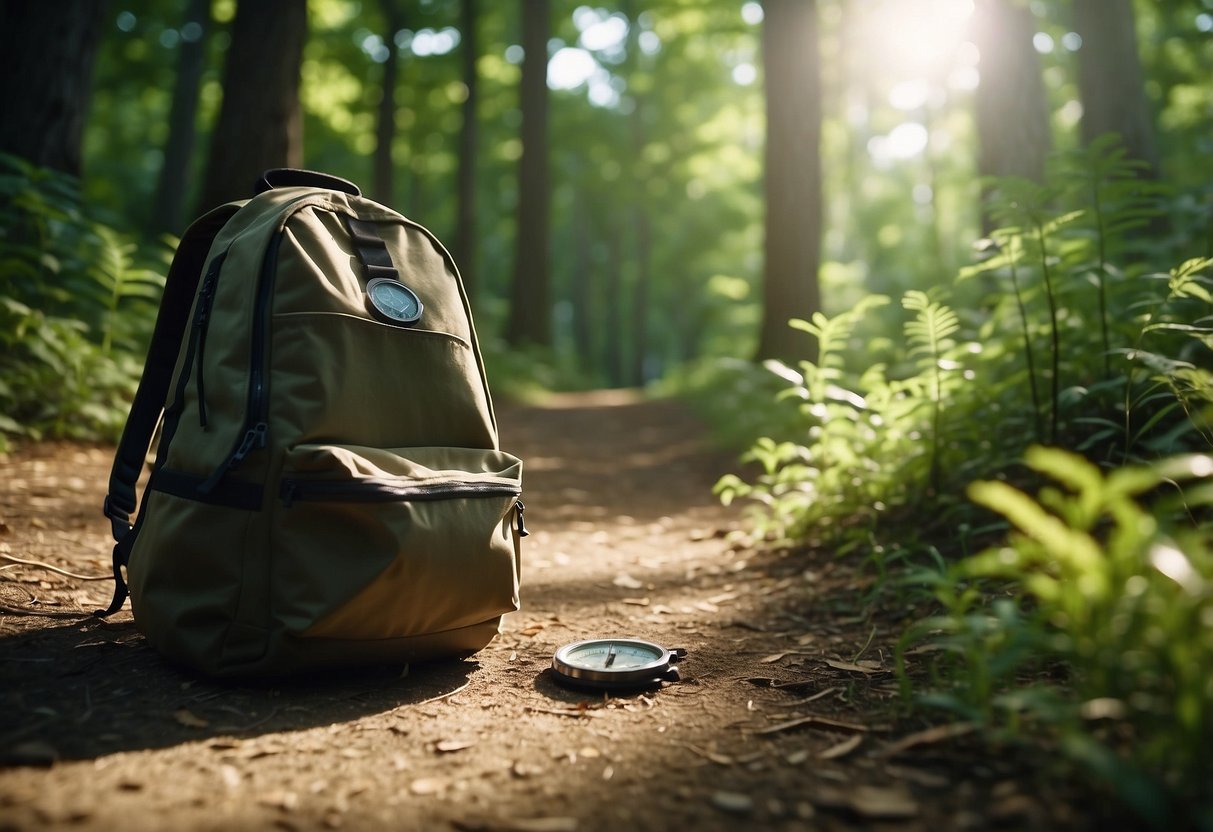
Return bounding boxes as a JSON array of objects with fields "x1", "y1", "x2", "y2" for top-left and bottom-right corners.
[
  {"x1": 373, "y1": 0, "x2": 406, "y2": 205},
  {"x1": 453, "y1": 0, "x2": 481, "y2": 303},
  {"x1": 1073, "y1": 0, "x2": 1159, "y2": 175},
  {"x1": 197, "y1": 0, "x2": 307, "y2": 211},
  {"x1": 0, "y1": 0, "x2": 108, "y2": 177},
  {"x1": 504, "y1": 0, "x2": 551, "y2": 348},
  {"x1": 151, "y1": 0, "x2": 212, "y2": 235},
  {"x1": 972, "y1": 0, "x2": 1051, "y2": 223},
  {"x1": 756, "y1": 0, "x2": 822, "y2": 363}
]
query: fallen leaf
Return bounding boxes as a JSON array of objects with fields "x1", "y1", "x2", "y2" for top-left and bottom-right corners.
[
  {"x1": 257, "y1": 790, "x2": 299, "y2": 811},
  {"x1": 505, "y1": 819, "x2": 579, "y2": 832},
  {"x1": 817, "y1": 734, "x2": 863, "y2": 760},
  {"x1": 409, "y1": 777, "x2": 446, "y2": 795},
  {"x1": 711, "y1": 791, "x2": 754, "y2": 814},
  {"x1": 519, "y1": 625, "x2": 545, "y2": 637},
  {"x1": 612, "y1": 573, "x2": 644, "y2": 590},
  {"x1": 620, "y1": 597, "x2": 650, "y2": 606},
  {"x1": 849, "y1": 785, "x2": 919, "y2": 819},
  {"x1": 435, "y1": 739, "x2": 476, "y2": 753},
  {"x1": 823, "y1": 658, "x2": 886, "y2": 675},
  {"x1": 173, "y1": 708, "x2": 209, "y2": 728},
  {"x1": 877, "y1": 722, "x2": 976, "y2": 758}
]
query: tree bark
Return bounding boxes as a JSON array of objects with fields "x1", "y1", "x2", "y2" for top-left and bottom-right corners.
[
  {"x1": 504, "y1": 0, "x2": 551, "y2": 348},
  {"x1": 197, "y1": 0, "x2": 307, "y2": 211},
  {"x1": 0, "y1": 0, "x2": 108, "y2": 177},
  {"x1": 1073, "y1": 0, "x2": 1159, "y2": 175},
  {"x1": 972, "y1": 0, "x2": 1051, "y2": 228},
  {"x1": 453, "y1": 0, "x2": 481, "y2": 304},
  {"x1": 373, "y1": 0, "x2": 405, "y2": 205},
  {"x1": 756, "y1": 0, "x2": 822, "y2": 363},
  {"x1": 151, "y1": 0, "x2": 211, "y2": 235}
]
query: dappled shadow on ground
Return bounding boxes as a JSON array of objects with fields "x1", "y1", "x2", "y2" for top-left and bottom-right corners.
[{"x1": 0, "y1": 614, "x2": 477, "y2": 764}]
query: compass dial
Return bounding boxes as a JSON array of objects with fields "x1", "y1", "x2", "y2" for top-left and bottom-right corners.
[{"x1": 366, "y1": 277, "x2": 423, "y2": 324}]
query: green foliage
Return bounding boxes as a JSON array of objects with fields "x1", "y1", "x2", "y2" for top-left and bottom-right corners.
[
  {"x1": 713, "y1": 137, "x2": 1212, "y2": 826},
  {"x1": 0, "y1": 154, "x2": 167, "y2": 449},
  {"x1": 901, "y1": 447, "x2": 1213, "y2": 829}
]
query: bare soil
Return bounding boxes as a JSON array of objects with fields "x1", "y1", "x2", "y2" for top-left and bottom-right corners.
[{"x1": 1, "y1": 391, "x2": 1101, "y2": 831}]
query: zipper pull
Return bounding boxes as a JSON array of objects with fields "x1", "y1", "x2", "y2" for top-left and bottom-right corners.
[
  {"x1": 197, "y1": 422, "x2": 268, "y2": 494},
  {"x1": 514, "y1": 500, "x2": 529, "y2": 538},
  {"x1": 232, "y1": 422, "x2": 268, "y2": 464}
]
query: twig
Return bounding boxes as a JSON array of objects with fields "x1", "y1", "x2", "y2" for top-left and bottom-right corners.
[
  {"x1": 778, "y1": 686, "x2": 841, "y2": 707},
  {"x1": 876, "y1": 722, "x2": 976, "y2": 758},
  {"x1": 1, "y1": 553, "x2": 109, "y2": 581},
  {"x1": 754, "y1": 713, "x2": 871, "y2": 736},
  {"x1": 850, "y1": 624, "x2": 877, "y2": 663},
  {"x1": 414, "y1": 682, "x2": 470, "y2": 707},
  {"x1": 0, "y1": 603, "x2": 92, "y2": 618}
]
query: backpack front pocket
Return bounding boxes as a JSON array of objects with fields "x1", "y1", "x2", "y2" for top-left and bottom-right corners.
[{"x1": 273, "y1": 444, "x2": 523, "y2": 641}]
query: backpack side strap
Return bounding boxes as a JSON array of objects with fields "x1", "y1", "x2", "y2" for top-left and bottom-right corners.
[{"x1": 97, "y1": 202, "x2": 241, "y2": 616}]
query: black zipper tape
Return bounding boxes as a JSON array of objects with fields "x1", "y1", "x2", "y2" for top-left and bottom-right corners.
[
  {"x1": 193, "y1": 251, "x2": 227, "y2": 428},
  {"x1": 280, "y1": 478, "x2": 521, "y2": 508}
]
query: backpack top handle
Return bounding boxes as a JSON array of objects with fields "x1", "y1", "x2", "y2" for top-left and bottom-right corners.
[{"x1": 255, "y1": 168, "x2": 361, "y2": 197}]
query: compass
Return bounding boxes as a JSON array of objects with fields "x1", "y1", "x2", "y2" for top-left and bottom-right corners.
[
  {"x1": 551, "y1": 638, "x2": 687, "y2": 691},
  {"x1": 366, "y1": 277, "x2": 423, "y2": 325}
]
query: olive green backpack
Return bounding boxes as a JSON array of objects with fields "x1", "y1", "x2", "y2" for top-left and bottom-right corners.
[{"x1": 100, "y1": 169, "x2": 525, "y2": 677}]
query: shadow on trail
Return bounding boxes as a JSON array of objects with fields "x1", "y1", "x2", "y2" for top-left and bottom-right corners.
[{"x1": 0, "y1": 616, "x2": 476, "y2": 765}]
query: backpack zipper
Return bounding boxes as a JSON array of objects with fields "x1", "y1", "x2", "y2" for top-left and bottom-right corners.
[
  {"x1": 192, "y1": 251, "x2": 227, "y2": 428},
  {"x1": 280, "y1": 479, "x2": 528, "y2": 536},
  {"x1": 198, "y1": 233, "x2": 282, "y2": 495},
  {"x1": 280, "y1": 479, "x2": 521, "y2": 507}
]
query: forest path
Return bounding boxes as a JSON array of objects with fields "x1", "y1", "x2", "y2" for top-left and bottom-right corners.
[{"x1": 0, "y1": 392, "x2": 1079, "y2": 831}]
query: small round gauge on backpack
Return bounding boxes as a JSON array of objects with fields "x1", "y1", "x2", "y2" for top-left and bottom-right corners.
[
  {"x1": 366, "y1": 277, "x2": 423, "y2": 325},
  {"x1": 551, "y1": 638, "x2": 687, "y2": 691}
]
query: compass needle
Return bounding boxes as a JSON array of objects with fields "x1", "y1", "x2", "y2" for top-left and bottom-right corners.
[{"x1": 605, "y1": 646, "x2": 617, "y2": 668}]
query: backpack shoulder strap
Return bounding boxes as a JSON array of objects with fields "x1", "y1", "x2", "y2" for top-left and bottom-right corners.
[{"x1": 98, "y1": 202, "x2": 242, "y2": 616}]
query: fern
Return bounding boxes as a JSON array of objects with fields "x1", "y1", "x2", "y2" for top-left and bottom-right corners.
[{"x1": 903, "y1": 289, "x2": 960, "y2": 491}]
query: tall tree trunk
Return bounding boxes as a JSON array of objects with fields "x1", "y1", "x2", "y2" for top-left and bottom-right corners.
[
  {"x1": 756, "y1": 0, "x2": 822, "y2": 364},
  {"x1": 504, "y1": 0, "x2": 551, "y2": 348},
  {"x1": 603, "y1": 224, "x2": 625, "y2": 387},
  {"x1": 624, "y1": 0, "x2": 650, "y2": 387},
  {"x1": 453, "y1": 0, "x2": 480, "y2": 303},
  {"x1": 151, "y1": 0, "x2": 211, "y2": 235},
  {"x1": 0, "y1": 0, "x2": 108, "y2": 177},
  {"x1": 1073, "y1": 0, "x2": 1159, "y2": 175},
  {"x1": 373, "y1": 0, "x2": 405, "y2": 205},
  {"x1": 973, "y1": 0, "x2": 1050, "y2": 183},
  {"x1": 198, "y1": 0, "x2": 307, "y2": 211},
  {"x1": 570, "y1": 193, "x2": 595, "y2": 372},
  {"x1": 972, "y1": 0, "x2": 1051, "y2": 229}
]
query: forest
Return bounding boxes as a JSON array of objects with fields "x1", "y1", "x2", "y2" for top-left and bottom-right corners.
[{"x1": 1, "y1": 0, "x2": 1212, "y2": 828}]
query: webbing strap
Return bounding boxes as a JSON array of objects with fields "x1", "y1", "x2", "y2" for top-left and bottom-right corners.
[
  {"x1": 345, "y1": 216, "x2": 398, "y2": 280},
  {"x1": 97, "y1": 202, "x2": 241, "y2": 616}
]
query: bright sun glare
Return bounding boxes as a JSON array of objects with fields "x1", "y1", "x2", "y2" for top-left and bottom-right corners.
[{"x1": 856, "y1": 0, "x2": 977, "y2": 163}]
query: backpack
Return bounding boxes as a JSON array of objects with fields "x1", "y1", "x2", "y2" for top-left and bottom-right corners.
[{"x1": 99, "y1": 169, "x2": 526, "y2": 677}]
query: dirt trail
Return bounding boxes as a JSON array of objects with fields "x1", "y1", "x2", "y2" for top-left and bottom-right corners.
[{"x1": 1, "y1": 392, "x2": 1088, "y2": 831}]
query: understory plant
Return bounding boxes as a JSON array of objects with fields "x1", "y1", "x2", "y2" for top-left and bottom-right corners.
[
  {"x1": 0, "y1": 153, "x2": 167, "y2": 448},
  {"x1": 902, "y1": 447, "x2": 1213, "y2": 830},
  {"x1": 712, "y1": 139, "x2": 1213, "y2": 824}
]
